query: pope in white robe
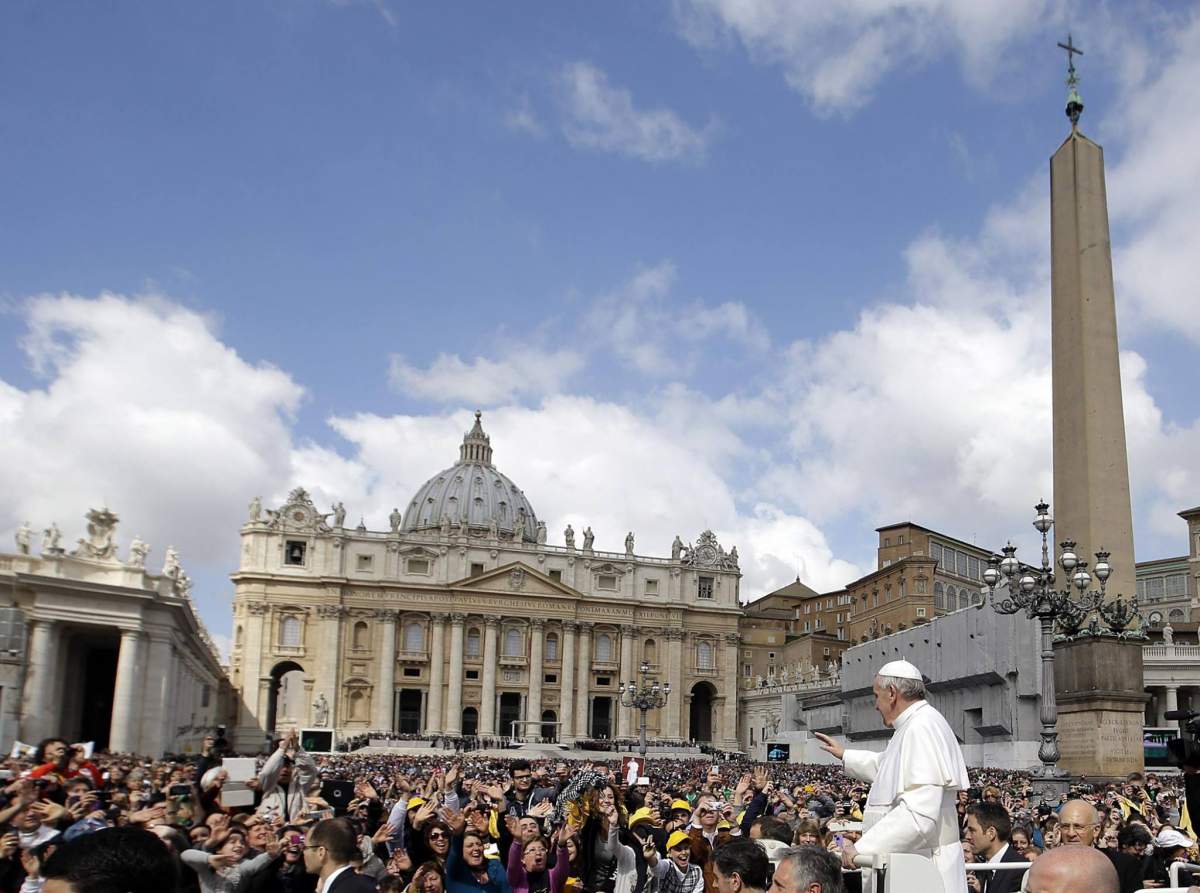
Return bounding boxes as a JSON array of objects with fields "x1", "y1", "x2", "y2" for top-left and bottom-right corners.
[{"x1": 815, "y1": 659, "x2": 970, "y2": 893}]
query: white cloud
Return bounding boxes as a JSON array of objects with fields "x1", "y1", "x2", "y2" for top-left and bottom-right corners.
[
  {"x1": 0, "y1": 292, "x2": 304, "y2": 616},
  {"x1": 389, "y1": 348, "x2": 585, "y2": 405},
  {"x1": 674, "y1": 0, "x2": 1060, "y2": 114},
  {"x1": 504, "y1": 95, "x2": 546, "y2": 138},
  {"x1": 559, "y1": 62, "x2": 714, "y2": 163}
]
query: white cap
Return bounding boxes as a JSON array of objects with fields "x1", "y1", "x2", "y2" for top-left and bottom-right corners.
[
  {"x1": 877, "y1": 659, "x2": 923, "y2": 681},
  {"x1": 1155, "y1": 828, "x2": 1195, "y2": 849}
]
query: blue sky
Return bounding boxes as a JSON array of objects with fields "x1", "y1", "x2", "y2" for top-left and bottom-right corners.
[{"x1": 2, "y1": 1, "x2": 1199, "y2": 653}]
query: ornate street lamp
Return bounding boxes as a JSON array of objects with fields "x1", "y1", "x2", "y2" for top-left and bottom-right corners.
[
  {"x1": 619, "y1": 660, "x2": 670, "y2": 758},
  {"x1": 979, "y1": 501, "x2": 1143, "y2": 797}
]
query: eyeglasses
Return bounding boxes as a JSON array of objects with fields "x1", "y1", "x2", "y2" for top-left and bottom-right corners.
[
  {"x1": 428, "y1": 832, "x2": 449, "y2": 840},
  {"x1": 1059, "y1": 823, "x2": 1096, "y2": 833}
]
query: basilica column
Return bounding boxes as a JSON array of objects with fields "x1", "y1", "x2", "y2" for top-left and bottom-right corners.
[
  {"x1": 110, "y1": 629, "x2": 146, "y2": 753},
  {"x1": 314, "y1": 605, "x2": 346, "y2": 731},
  {"x1": 426, "y1": 613, "x2": 447, "y2": 736},
  {"x1": 618, "y1": 626, "x2": 635, "y2": 738},
  {"x1": 372, "y1": 611, "x2": 397, "y2": 732},
  {"x1": 526, "y1": 619, "x2": 544, "y2": 732},
  {"x1": 721, "y1": 633, "x2": 740, "y2": 749},
  {"x1": 480, "y1": 616, "x2": 500, "y2": 735},
  {"x1": 1166, "y1": 686, "x2": 1180, "y2": 728},
  {"x1": 665, "y1": 630, "x2": 684, "y2": 739},
  {"x1": 22, "y1": 619, "x2": 59, "y2": 743},
  {"x1": 560, "y1": 622, "x2": 577, "y2": 742},
  {"x1": 444, "y1": 614, "x2": 466, "y2": 735},
  {"x1": 574, "y1": 622, "x2": 593, "y2": 739}
]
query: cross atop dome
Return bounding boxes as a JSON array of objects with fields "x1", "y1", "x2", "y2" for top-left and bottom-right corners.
[{"x1": 459, "y1": 409, "x2": 494, "y2": 466}]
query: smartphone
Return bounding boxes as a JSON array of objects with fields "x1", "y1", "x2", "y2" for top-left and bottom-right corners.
[{"x1": 168, "y1": 784, "x2": 191, "y2": 797}]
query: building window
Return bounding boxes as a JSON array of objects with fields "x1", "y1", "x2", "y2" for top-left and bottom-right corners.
[
  {"x1": 884, "y1": 537, "x2": 891, "y2": 547},
  {"x1": 916, "y1": 607, "x2": 927, "y2": 618},
  {"x1": 596, "y1": 676, "x2": 611, "y2": 686},
  {"x1": 698, "y1": 577, "x2": 714, "y2": 599},
  {"x1": 356, "y1": 554, "x2": 373, "y2": 572},
  {"x1": 404, "y1": 622, "x2": 424, "y2": 652},
  {"x1": 470, "y1": 563, "x2": 484, "y2": 577},
  {"x1": 406, "y1": 558, "x2": 430, "y2": 575},
  {"x1": 348, "y1": 691, "x2": 366, "y2": 720},
  {"x1": 466, "y1": 669, "x2": 480, "y2": 680},
  {"x1": 969, "y1": 556, "x2": 980, "y2": 580},
  {"x1": 957, "y1": 551, "x2": 968, "y2": 576},
  {"x1": 931, "y1": 543, "x2": 943, "y2": 565},
  {"x1": 645, "y1": 579, "x2": 659, "y2": 595},
  {"x1": 826, "y1": 599, "x2": 832, "y2": 609},
  {"x1": 597, "y1": 574, "x2": 618, "y2": 591},
  {"x1": 504, "y1": 628, "x2": 522, "y2": 657},
  {"x1": 1169, "y1": 608, "x2": 1186, "y2": 623},
  {"x1": 549, "y1": 569, "x2": 562, "y2": 582},
  {"x1": 235, "y1": 625, "x2": 243, "y2": 648},
  {"x1": 697, "y1": 640, "x2": 715, "y2": 670},
  {"x1": 595, "y1": 633, "x2": 613, "y2": 662},
  {"x1": 403, "y1": 667, "x2": 420, "y2": 677},
  {"x1": 545, "y1": 633, "x2": 559, "y2": 661},
  {"x1": 279, "y1": 616, "x2": 301, "y2": 648},
  {"x1": 1149, "y1": 612, "x2": 1163, "y2": 628},
  {"x1": 352, "y1": 621, "x2": 369, "y2": 650},
  {"x1": 202, "y1": 684, "x2": 211, "y2": 707},
  {"x1": 803, "y1": 622, "x2": 810, "y2": 632},
  {"x1": 917, "y1": 579, "x2": 927, "y2": 594},
  {"x1": 897, "y1": 534, "x2": 905, "y2": 545},
  {"x1": 768, "y1": 651, "x2": 775, "y2": 659},
  {"x1": 466, "y1": 628, "x2": 481, "y2": 657},
  {"x1": 744, "y1": 664, "x2": 752, "y2": 677},
  {"x1": 544, "y1": 673, "x2": 557, "y2": 684},
  {"x1": 823, "y1": 647, "x2": 831, "y2": 656},
  {"x1": 1167, "y1": 575, "x2": 1187, "y2": 598},
  {"x1": 284, "y1": 540, "x2": 306, "y2": 566},
  {"x1": 643, "y1": 639, "x2": 657, "y2": 664},
  {"x1": 934, "y1": 582, "x2": 944, "y2": 610}
]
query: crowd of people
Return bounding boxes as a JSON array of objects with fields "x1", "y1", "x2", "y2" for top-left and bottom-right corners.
[{"x1": 3, "y1": 728, "x2": 1200, "y2": 893}]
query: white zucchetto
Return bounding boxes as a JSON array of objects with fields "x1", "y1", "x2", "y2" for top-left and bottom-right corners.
[{"x1": 877, "y1": 659, "x2": 923, "y2": 680}]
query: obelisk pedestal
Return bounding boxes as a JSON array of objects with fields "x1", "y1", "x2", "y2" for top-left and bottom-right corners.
[{"x1": 1049, "y1": 128, "x2": 1146, "y2": 777}]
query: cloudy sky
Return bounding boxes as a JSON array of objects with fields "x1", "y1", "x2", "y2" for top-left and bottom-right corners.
[{"x1": 2, "y1": 1, "x2": 1198, "y2": 655}]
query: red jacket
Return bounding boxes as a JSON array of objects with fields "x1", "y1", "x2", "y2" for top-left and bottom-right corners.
[{"x1": 29, "y1": 760, "x2": 103, "y2": 789}]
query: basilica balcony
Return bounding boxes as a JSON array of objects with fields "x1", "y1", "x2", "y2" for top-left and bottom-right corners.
[
  {"x1": 396, "y1": 649, "x2": 428, "y2": 663},
  {"x1": 592, "y1": 658, "x2": 618, "y2": 672},
  {"x1": 273, "y1": 645, "x2": 305, "y2": 659},
  {"x1": 499, "y1": 654, "x2": 527, "y2": 668},
  {"x1": 693, "y1": 663, "x2": 718, "y2": 676}
]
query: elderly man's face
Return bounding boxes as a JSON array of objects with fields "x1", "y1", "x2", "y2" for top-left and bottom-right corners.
[
  {"x1": 871, "y1": 679, "x2": 903, "y2": 727},
  {"x1": 1058, "y1": 801, "x2": 1099, "y2": 846},
  {"x1": 769, "y1": 859, "x2": 799, "y2": 893}
]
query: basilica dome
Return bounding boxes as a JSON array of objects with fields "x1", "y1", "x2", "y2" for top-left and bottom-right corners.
[{"x1": 399, "y1": 412, "x2": 540, "y2": 542}]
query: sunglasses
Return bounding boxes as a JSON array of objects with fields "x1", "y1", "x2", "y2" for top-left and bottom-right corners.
[{"x1": 428, "y1": 831, "x2": 449, "y2": 840}]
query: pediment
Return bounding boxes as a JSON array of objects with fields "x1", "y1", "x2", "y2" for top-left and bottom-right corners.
[{"x1": 451, "y1": 561, "x2": 580, "y2": 599}]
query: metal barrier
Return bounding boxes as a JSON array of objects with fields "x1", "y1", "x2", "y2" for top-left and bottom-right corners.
[{"x1": 1169, "y1": 859, "x2": 1200, "y2": 889}]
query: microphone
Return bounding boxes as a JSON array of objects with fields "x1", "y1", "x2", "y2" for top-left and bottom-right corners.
[{"x1": 1164, "y1": 710, "x2": 1199, "y2": 721}]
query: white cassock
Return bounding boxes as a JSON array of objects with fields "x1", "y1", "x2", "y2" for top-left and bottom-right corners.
[{"x1": 842, "y1": 700, "x2": 970, "y2": 893}]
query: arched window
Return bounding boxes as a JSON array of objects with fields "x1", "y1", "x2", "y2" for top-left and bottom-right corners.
[
  {"x1": 349, "y1": 690, "x2": 366, "y2": 720},
  {"x1": 466, "y1": 628, "x2": 481, "y2": 658},
  {"x1": 504, "y1": 628, "x2": 522, "y2": 657},
  {"x1": 353, "y1": 621, "x2": 369, "y2": 650},
  {"x1": 1169, "y1": 609, "x2": 1186, "y2": 623},
  {"x1": 235, "y1": 625, "x2": 244, "y2": 648},
  {"x1": 545, "y1": 633, "x2": 559, "y2": 661},
  {"x1": 958, "y1": 588, "x2": 969, "y2": 610},
  {"x1": 643, "y1": 639, "x2": 657, "y2": 664},
  {"x1": 970, "y1": 588, "x2": 982, "y2": 606},
  {"x1": 696, "y1": 640, "x2": 714, "y2": 670},
  {"x1": 1149, "y1": 612, "x2": 1163, "y2": 627},
  {"x1": 404, "y1": 622, "x2": 424, "y2": 652},
  {"x1": 595, "y1": 633, "x2": 613, "y2": 662},
  {"x1": 279, "y1": 616, "x2": 301, "y2": 648},
  {"x1": 934, "y1": 582, "x2": 944, "y2": 610}
]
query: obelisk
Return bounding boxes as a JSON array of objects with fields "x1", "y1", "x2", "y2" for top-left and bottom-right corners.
[{"x1": 1047, "y1": 37, "x2": 1145, "y2": 777}]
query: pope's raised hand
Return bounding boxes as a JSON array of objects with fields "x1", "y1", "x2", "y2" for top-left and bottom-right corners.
[{"x1": 813, "y1": 732, "x2": 844, "y2": 761}]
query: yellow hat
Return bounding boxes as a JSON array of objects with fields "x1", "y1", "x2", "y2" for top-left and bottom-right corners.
[
  {"x1": 667, "y1": 830, "x2": 691, "y2": 851},
  {"x1": 408, "y1": 797, "x2": 426, "y2": 809},
  {"x1": 629, "y1": 807, "x2": 654, "y2": 827},
  {"x1": 671, "y1": 799, "x2": 692, "y2": 813}
]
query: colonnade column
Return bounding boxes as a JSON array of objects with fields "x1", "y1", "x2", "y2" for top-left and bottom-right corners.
[
  {"x1": 139, "y1": 634, "x2": 175, "y2": 757},
  {"x1": 444, "y1": 614, "x2": 465, "y2": 735},
  {"x1": 665, "y1": 630, "x2": 684, "y2": 739},
  {"x1": 721, "y1": 633, "x2": 740, "y2": 749},
  {"x1": 617, "y1": 626, "x2": 635, "y2": 738},
  {"x1": 426, "y1": 613, "x2": 447, "y2": 736},
  {"x1": 480, "y1": 617, "x2": 500, "y2": 735},
  {"x1": 560, "y1": 622, "x2": 577, "y2": 742},
  {"x1": 109, "y1": 629, "x2": 145, "y2": 754},
  {"x1": 526, "y1": 619, "x2": 544, "y2": 732},
  {"x1": 372, "y1": 610, "x2": 397, "y2": 732},
  {"x1": 22, "y1": 619, "x2": 59, "y2": 743},
  {"x1": 1165, "y1": 686, "x2": 1180, "y2": 728},
  {"x1": 574, "y1": 622, "x2": 593, "y2": 739}
]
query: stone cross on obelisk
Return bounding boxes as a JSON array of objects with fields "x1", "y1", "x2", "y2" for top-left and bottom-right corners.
[{"x1": 1047, "y1": 35, "x2": 1145, "y2": 777}]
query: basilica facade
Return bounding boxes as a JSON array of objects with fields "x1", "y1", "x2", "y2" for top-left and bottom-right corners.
[{"x1": 229, "y1": 413, "x2": 743, "y2": 751}]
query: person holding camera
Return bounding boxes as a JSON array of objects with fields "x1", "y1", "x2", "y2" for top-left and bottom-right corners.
[{"x1": 258, "y1": 730, "x2": 319, "y2": 823}]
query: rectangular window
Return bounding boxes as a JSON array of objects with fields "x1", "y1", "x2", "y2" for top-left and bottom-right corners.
[
  {"x1": 826, "y1": 599, "x2": 832, "y2": 609},
  {"x1": 202, "y1": 685, "x2": 211, "y2": 708},
  {"x1": 544, "y1": 673, "x2": 557, "y2": 684},
  {"x1": 803, "y1": 621, "x2": 810, "y2": 632},
  {"x1": 597, "y1": 574, "x2": 618, "y2": 591},
  {"x1": 823, "y1": 647, "x2": 831, "y2": 656},
  {"x1": 744, "y1": 664, "x2": 752, "y2": 677},
  {"x1": 356, "y1": 554, "x2": 374, "y2": 571},
  {"x1": 403, "y1": 667, "x2": 420, "y2": 678},
  {"x1": 1137, "y1": 579, "x2": 1146, "y2": 598},
  {"x1": 549, "y1": 569, "x2": 562, "y2": 582},
  {"x1": 406, "y1": 558, "x2": 430, "y2": 575},
  {"x1": 284, "y1": 540, "x2": 306, "y2": 566},
  {"x1": 897, "y1": 534, "x2": 905, "y2": 545},
  {"x1": 956, "y1": 551, "x2": 968, "y2": 576},
  {"x1": 1147, "y1": 577, "x2": 1166, "y2": 599},
  {"x1": 969, "y1": 556, "x2": 980, "y2": 580},
  {"x1": 596, "y1": 676, "x2": 611, "y2": 686},
  {"x1": 698, "y1": 576, "x2": 714, "y2": 599},
  {"x1": 1167, "y1": 575, "x2": 1187, "y2": 597},
  {"x1": 884, "y1": 537, "x2": 891, "y2": 547},
  {"x1": 931, "y1": 543, "x2": 943, "y2": 565},
  {"x1": 917, "y1": 579, "x2": 927, "y2": 594},
  {"x1": 470, "y1": 562, "x2": 485, "y2": 577},
  {"x1": 917, "y1": 607, "x2": 927, "y2": 618},
  {"x1": 768, "y1": 651, "x2": 775, "y2": 659},
  {"x1": 645, "y1": 579, "x2": 659, "y2": 595},
  {"x1": 466, "y1": 669, "x2": 479, "y2": 680}
]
